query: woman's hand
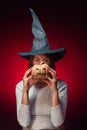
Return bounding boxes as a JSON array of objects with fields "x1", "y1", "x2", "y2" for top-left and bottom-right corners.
[
  {"x1": 23, "y1": 68, "x2": 38, "y2": 92},
  {"x1": 42, "y1": 68, "x2": 60, "y2": 106},
  {"x1": 42, "y1": 67, "x2": 58, "y2": 94}
]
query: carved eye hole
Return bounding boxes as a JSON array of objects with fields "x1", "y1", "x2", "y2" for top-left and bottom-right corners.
[
  {"x1": 42, "y1": 68, "x2": 46, "y2": 74},
  {"x1": 36, "y1": 68, "x2": 40, "y2": 73}
]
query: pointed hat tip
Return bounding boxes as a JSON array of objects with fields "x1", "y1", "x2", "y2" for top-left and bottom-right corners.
[
  {"x1": 29, "y1": 8, "x2": 34, "y2": 14},
  {"x1": 28, "y1": 8, "x2": 37, "y2": 20}
]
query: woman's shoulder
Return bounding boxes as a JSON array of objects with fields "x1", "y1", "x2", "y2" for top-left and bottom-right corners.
[
  {"x1": 16, "y1": 80, "x2": 23, "y2": 91},
  {"x1": 57, "y1": 79, "x2": 68, "y2": 90},
  {"x1": 57, "y1": 79, "x2": 67, "y2": 85}
]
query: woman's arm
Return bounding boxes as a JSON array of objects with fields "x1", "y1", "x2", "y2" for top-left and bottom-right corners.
[
  {"x1": 21, "y1": 91, "x2": 29, "y2": 105},
  {"x1": 16, "y1": 81, "x2": 31, "y2": 128},
  {"x1": 16, "y1": 68, "x2": 39, "y2": 128},
  {"x1": 16, "y1": 69, "x2": 33, "y2": 127},
  {"x1": 42, "y1": 68, "x2": 68, "y2": 128},
  {"x1": 51, "y1": 80, "x2": 68, "y2": 128},
  {"x1": 51, "y1": 87, "x2": 60, "y2": 106}
]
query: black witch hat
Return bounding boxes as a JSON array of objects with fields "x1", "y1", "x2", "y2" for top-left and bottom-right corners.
[{"x1": 19, "y1": 8, "x2": 66, "y2": 62}]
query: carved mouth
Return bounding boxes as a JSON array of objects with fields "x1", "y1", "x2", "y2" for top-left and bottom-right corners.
[{"x1": 36, "y1": 68, "x2": 46, "y2": 77}]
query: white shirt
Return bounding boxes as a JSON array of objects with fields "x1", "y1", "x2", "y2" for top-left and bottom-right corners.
[{"x1": 16, "y1": 79, "x2": 68, "y2": 130}]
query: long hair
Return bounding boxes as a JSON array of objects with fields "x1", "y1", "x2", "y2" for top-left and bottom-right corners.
[{"x1": 28, "y1": 54, "x2": 55, "y2": 70}]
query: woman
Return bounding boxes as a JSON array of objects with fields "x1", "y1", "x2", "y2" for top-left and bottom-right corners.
[{"x1": 16, "y1": 8, "x2": 68, "y2": 130}]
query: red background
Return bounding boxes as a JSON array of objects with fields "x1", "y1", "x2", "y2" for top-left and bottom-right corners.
[{"x1": 0, "y1": 1, "x2": 87, "y2": 130}]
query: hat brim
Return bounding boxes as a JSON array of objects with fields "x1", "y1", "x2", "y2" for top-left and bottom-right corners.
[{"x1": 19, "y1": 48, "x2": 66, "y2": 62}]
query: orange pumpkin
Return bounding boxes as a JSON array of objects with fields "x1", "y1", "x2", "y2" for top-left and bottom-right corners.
[{"x1": 32, "y1": 64, "x2": 49, "y2": 79}]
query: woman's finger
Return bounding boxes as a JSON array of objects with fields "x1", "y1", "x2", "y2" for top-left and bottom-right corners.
[
  {"x1": 24, "y1": 68, "x2": 32, "y2": 78},
  {"x1": 46, "y1": 76, "x2": 52, "y2": 81},
  {"x1": 49, "y1": 67, "x2": 56, "y2": 73},
  {"x1": 42, "y1": 78, "x2": 49, "y2": 84},
  {"x1": 48, "y1": 69, "x2": 56, "y2": 79},
  {"x1": 27, "y1": 75, "x2": 32, "y2": 80},
  {"x1": 29, "y1": 78, "x2": 39, "y2": 86}
]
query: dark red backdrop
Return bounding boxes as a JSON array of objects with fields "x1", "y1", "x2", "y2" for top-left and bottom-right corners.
[{"x1": 0, "y1": 1, "x2": 87, "y2": 130}]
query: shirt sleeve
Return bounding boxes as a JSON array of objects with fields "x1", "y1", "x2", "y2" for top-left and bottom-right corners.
[
  {"x1": 51, "y1": 80, "x2": 68, "y2": 128},
  {"x1": 15, "y1": 81, "x2": 31, "y2": 127}
]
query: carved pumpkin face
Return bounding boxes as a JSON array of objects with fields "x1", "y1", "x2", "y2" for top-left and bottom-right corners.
[{"x1": 32, "y1": 64, "x2": 49, "y2": 79}]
